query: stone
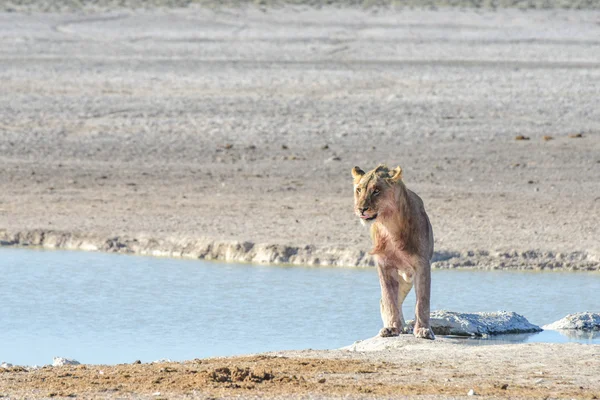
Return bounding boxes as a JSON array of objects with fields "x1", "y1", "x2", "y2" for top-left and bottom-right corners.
[
  {"x1": 543, "y1": 312, "x2": 600, "y2": 331},
  {"x1": 152, "y1": 358, "x2": 172, "y2": 364},
  {"x1": 343, "y1": 311, "x2": 542, "y2": 351},
  {"x1": 52, "y1": 357, "x2": 81, "y2": 367},
  {"x1": 468, "y1": 388, "x2": 476, "y2": 396},
  {"x1": 1, "y1": 362, "x2": 13, "y2": 368},
  {"x1": 406, "y1": 310, "x2": 542, "y2": 337}
]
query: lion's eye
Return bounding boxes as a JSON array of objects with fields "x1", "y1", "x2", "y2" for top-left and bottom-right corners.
[
  {"x1": 356, "y1": 187, "x2": 362, "y2": 194},
  {"x1": 373, "y1": 189, "x2": 380, "y2": 196}
]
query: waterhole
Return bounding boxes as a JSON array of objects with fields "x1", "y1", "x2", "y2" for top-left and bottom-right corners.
[{"x1": 1, "y1": 247, "x2": 598, "y2": 365}]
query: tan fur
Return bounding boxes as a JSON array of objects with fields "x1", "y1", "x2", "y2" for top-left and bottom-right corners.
[{"x1": 352, "y1": 164, "x2": 435, "y2": 339}]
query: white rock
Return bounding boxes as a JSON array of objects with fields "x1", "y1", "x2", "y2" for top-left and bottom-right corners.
[
  {"x1": 1, "y1": 362, "x2": 13, "y2": 368},
  {"x1": 52, "y1": 357, "x2": 80, "y2": 367},
  {"x1": 342, "y1": 311, "x2": 542, "y2": 352},
  {"x1": 152, "y1": 358, "x2": 172, "y2": 364},
  {"x1": 543, "y1": 312, "x2": 600, "y2": 331},
  {"x1": 467, "y1": 389, "x2": 476, "y2": 396},
  {"x1": 406, "y1": 310, "x2": 542, "y2": 336}
]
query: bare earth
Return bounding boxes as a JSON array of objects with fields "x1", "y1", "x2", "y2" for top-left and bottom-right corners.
[
  {"x1": 0, "y1": 5, "x2": 599, "y2": 269},
  {"x1": 2, "y1": 338, "x2": 600, "y2": 399}
]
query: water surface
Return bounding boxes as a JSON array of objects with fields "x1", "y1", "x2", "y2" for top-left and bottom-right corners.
[{"x1": 0, "y1": 248, "x2": 598, "y2": 365}]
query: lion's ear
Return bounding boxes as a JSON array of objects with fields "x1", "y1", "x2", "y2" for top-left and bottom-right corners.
[
  {"x1": 389, "y1": 166, "x2": 403, "y2": 183},
  {"x1": 351, "y1": 166, "x2": 365, "y2": 183},
  {"x1": 374, "y1": 164, "x2": 387, "y2": 173}
]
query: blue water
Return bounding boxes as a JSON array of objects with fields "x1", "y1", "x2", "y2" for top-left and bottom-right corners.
[{"x1": 0, "y1": 247, "x2": 598, "y2": 366}]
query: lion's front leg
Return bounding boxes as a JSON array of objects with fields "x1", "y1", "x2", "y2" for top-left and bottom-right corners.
[
  {"x1": 413, "y1": 258, "x2": 435, "y2": 340},
  {"x1": 397, "y1": 273, "x2": 413, "y2": 334},
  {"x1": 377, "y1": 264, "x2": 401, "y2": 337}
]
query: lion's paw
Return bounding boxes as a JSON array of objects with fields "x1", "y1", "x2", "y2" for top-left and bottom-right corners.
[
  {"x1": 414, "y1": 327, "x2": 435, "y2": 340},
  {"x1": 379, "y1": 327, "x2": 400, "y2": 337}
]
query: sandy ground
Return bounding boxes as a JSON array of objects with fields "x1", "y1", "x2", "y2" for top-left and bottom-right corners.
[
  {"x1": 2, "y1": 338, "x2": 600, "y2": 399},
  {"x1": 1, "y1": 5, "x2": 599, "y2": 269}
]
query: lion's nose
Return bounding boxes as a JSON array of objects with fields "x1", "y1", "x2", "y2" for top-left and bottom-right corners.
[{"x1": 359, "y1": 207, "x2": 368, "y2": 214}]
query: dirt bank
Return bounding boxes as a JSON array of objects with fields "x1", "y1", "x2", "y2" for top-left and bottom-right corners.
[
  {"x1": 2, "y1": 339, "x2": 599, "y2": 399},
  {"x1": 1, "y1": 229, "x2": 598, "y2": 270}
]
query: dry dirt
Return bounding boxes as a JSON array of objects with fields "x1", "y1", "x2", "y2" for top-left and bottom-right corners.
[
  {"x1": 2, "y1": 339, "x2": 600, "y2": 399},
  {"x1": 1, "y1": 6, "x2": 599, "y2": 269}
]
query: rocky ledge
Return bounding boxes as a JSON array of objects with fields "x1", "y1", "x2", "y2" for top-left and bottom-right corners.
[
  {"x1": 408, "y1": 310, "x2": 542, "y2": 337},
  {"x1": 344, "y1": 311, "x2": 542, "y2": 351},
  {"x1": 1, "y1": 229, "x2": 598, "y2": 271},
  {"x1": 543, "y1": 312, "x2": 600, "y2": 331}
]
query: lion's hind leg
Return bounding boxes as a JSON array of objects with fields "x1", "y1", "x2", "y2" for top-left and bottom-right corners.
[{"x1": 413, "y1": 258, "x2": 435, "y2": 340}]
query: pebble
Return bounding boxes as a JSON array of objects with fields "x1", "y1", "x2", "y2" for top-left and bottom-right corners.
[
  {"x1": 468, "y1": 388, "x2": 476, "y2": 396},
  {"x1": 53, "y1": 357, "x2": 80, "y2": 367},
  {"x1": 324, "y1": 156, "x2": 341, "y2": 163}
]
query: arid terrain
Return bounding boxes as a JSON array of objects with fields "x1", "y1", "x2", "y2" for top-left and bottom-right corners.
[
  {"x1": 2, "y1": 337, "x2": 600, "y2": 399},
  {"x1": 1, "y1": 2, "x2": 600, "y2": 399},
  {"x1": 0, "y1": 3, "x2": 599, "y2": 269}
]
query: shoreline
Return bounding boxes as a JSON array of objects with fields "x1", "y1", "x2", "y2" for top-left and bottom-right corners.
[
  {"x1": 2, "y1": 229, "x2": 598, "y2": 271},
  {"x1": 3, "y1": 331, "x2": 600, "y2": 369},
  {"x1": 2, "y1": 340, "x2": 600, "y2": 399},
  {"x1": 1, "y1": 7, "x2": 599, "y2": 275}
]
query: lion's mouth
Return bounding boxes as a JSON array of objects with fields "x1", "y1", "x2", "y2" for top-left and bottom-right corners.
[{"x1": 360, "y1": 213, "x2": 378, "y2": 221}]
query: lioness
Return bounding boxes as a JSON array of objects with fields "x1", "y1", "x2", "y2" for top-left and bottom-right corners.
[{"x1": 352, "y1": 164, "x2": 435, "y2": 340}]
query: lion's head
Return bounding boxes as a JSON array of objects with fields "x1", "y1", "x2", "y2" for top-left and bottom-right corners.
[{"x1": 351, "y1": 164, "x2": 403, "y2": 226}]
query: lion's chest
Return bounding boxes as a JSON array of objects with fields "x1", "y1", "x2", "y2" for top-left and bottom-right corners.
[{"x1": 372, "y1": 227, "x2": 416, "y2": 281}]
